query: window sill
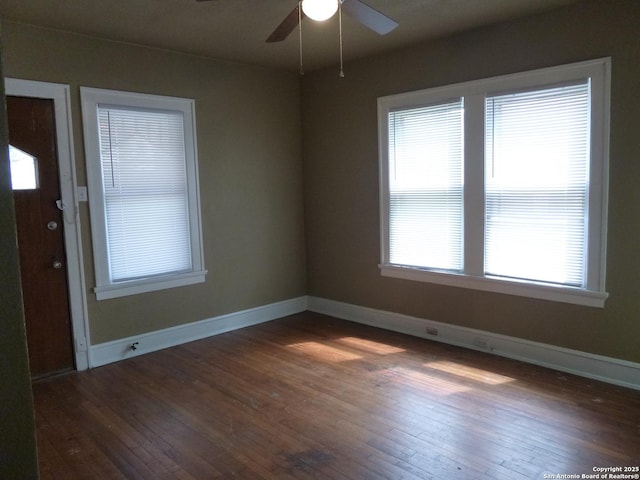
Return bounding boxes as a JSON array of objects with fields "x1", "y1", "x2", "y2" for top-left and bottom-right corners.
[
  {"x1": 94, "y1": 270, "x2": 207, "y2": 301},
  {"x1": 380, "y1": 264, "x2": 607, "y2": 308}
]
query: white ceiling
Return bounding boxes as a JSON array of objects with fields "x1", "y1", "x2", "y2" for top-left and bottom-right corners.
[{"x1": 0, "y1": 0, "x2": 582, "y2": 72}]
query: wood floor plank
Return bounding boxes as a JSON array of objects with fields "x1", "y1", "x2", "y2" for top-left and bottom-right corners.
[{"x1": 32, "y1": 312, "x2": 640, "y2": 478}]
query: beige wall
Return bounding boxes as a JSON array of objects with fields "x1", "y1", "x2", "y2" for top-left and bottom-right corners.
[
  {"x1": 2, "y1": 21, "x2": 307, "y2": 344},
  {"x1": 301, "y1": 0, "x2": 640, "y2": 363},
  {"x1": 0, "y1": 25, "x2": 39, "y2": 477}
]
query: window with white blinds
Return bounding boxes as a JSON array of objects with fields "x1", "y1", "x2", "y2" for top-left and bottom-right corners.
[
  {"x1": 378, "y1": 58, "x2": 610, "y2": 307},
  {"x1": 98, "y1": 106, "x2": 192, "y2": 282},
  {"x1": 82, "y1": 88, "x2": 206, "y2": 300},
  {"x1": 485, "y1": 83, "x2": 589, "y2": 286},
  {"x1": 388, "y1": 100, "x2": 464, "y2": 271}
]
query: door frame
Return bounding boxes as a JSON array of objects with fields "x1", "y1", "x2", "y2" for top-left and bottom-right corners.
[{"x1": 6, "y1": 78, "x2": 90, "y2": 371}]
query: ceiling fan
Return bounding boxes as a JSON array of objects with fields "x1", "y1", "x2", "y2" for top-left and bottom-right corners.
[
  {"x1": 265, "y1": 0, "x2": 399, "y2": 43},
  {"x1": 196, "y1": 0, "x2": 398, "y2": 75}
]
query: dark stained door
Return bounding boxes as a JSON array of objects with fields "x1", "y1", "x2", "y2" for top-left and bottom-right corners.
[{"x1": 8, "y1": 95, "x2": 75, "y2": 379}]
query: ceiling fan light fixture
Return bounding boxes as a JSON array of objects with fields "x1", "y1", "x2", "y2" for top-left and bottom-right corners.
[{"x1": 301, "y1": 0, "x2": 339, "y2": 22}]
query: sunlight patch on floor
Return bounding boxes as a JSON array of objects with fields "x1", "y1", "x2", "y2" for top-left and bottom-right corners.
[
  {"x1": 335, "y1": 336, "x2": 406, "y2": 355},
  {"x1": 425, "y1": 360, "x2": 515, "y2": 385},
  {"x1": 287, "y1": 341, "x2": 363, "y2": 362},
  {"x1": 394, "y1": 367, "x2": 471, "y2": 395}
]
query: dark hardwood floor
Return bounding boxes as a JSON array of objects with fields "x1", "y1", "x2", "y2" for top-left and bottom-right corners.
[{"x1": 33, "y1": 312, "x2": 640, "y2": 479}]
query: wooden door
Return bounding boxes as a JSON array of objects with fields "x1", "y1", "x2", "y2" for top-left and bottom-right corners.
[{"x1": 8, "y1": 95, "x2": 75, "y2": 379}]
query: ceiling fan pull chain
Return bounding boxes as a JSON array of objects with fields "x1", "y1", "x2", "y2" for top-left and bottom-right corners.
[
  {"x1": 339, "y1": 1, "x2": 345, "y2": 77},
  {"x1": 298, "y1": 1, "x2": 304, "y2": 75}
]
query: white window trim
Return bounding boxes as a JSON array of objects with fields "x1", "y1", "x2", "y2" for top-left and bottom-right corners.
[
  {"x1": 81, "y1": 87, "x2": 207, "y2": 300},
  {"x1": 378, "y1": 58, "x2": 610, "y2": 308}
]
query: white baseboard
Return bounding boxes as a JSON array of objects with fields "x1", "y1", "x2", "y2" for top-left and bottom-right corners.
[
  {"x1": 307, "y1": 296, "x2": 640, "y2": 391},
  {"x1": 90, "y1": 296, "x2": 308, "y2": 368},
  {"x1": 89, "y1": 294, "x2": 639, "y2": 391}
]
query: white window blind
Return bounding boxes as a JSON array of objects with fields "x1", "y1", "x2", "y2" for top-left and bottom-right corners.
[
  {"x1": 484, "y1": 82, "x2": 590, "y2": 287},
  {"x1": 388, "y1": 100, "x2": 464, "y2": 271},
  {"x1": 98, "y1": 106, "x2": 192, "y2": 282}
]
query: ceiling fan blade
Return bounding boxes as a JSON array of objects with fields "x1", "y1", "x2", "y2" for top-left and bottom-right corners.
[
  {"x1": 341, "y1": 0, "x2": 398, "y2": 35},
  {"x1": 266, "y1": 5, "x2": 305, "y2": 43}
]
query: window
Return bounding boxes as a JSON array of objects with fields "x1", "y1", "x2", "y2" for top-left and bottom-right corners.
[
  {"x1": 81, "y1": 88, "x2": 206, "y2": 300},
  {"x1": 484, "y1": 83, "x2": 589, "y2": 286},
  {"x1": 378, "y1": 59, "x2": 610, "y2": 307},
  {"x1": 9, "y1": 145, "x2": 39, "y2": 190},
  {"x1": 388, "y1": 99, "x2": 464, "y2": 271}
]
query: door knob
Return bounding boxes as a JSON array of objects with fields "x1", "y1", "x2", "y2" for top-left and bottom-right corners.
[
  {"x1": 52, "y1": 260, "x2": 63, "y2": 269},
  {"x1": 47, "y1": 221, "x2": 58, "y2": 231}
]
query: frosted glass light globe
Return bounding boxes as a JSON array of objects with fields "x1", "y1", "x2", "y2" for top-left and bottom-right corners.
[{"x1": 301, "y1": 0, "x2": 339, "y2": 21}]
